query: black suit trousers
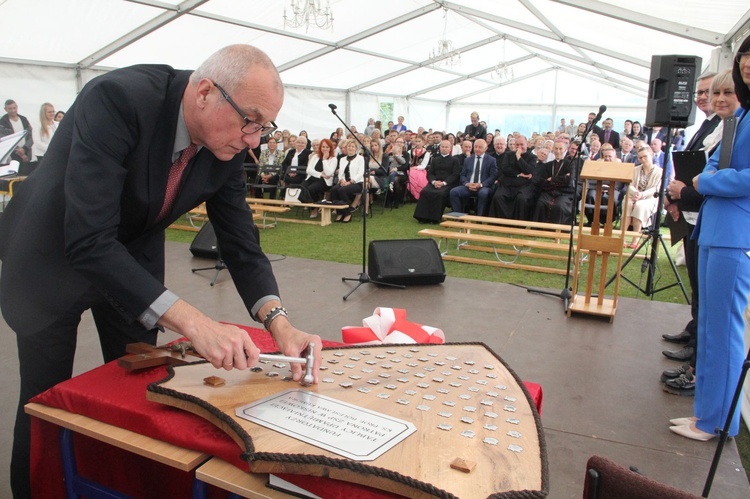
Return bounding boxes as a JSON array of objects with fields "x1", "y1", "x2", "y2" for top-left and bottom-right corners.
[{"x1": 11, "y1": 288, "x2": 157, "y2": 499}]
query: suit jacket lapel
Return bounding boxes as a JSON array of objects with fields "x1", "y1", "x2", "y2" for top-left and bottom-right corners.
[{"x1": 148, "y1": 70, "x2": 192, "y2": 224}]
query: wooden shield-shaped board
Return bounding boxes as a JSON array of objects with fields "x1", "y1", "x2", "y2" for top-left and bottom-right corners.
[{"x1": 147, "y1": 343, "x2": 548, "y2": 498}]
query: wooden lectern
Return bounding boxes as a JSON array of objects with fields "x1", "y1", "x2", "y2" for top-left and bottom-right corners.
[{"x1": 568, "y1": 160, "x2": 634, "y2": 322}]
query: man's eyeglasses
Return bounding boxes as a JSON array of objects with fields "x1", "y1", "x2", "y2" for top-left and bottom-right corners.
[
  {"x1": 694, "y1": 89, "x2": 709, "y2": 97},
  {"x1": 212, "y1": 81, "x2": 277, "y2": 137}
]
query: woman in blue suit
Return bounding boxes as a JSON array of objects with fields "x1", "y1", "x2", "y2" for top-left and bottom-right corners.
[{"x1": 670, "y1": 37, "x2": 750, "y2": 441}]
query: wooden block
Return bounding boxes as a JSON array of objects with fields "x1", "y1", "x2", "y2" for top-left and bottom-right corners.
[
  {"x1": 203, "y1": 376, "x2": 226, "y2": 387},
  {"x1": 450, "y1": 457, "x2": 476, "y2": 473}
]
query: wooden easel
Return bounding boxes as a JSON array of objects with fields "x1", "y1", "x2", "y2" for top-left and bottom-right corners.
[{"x1": 568, "y1": 160, "x2": 634, "y2": 322}]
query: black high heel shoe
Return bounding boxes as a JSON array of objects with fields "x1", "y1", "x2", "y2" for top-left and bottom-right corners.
[{"x1": 341, "y1": 213, "x2": 352, "y2": 223}]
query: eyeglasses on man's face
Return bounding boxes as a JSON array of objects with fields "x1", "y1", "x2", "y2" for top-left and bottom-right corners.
[
  {"x1": 212, "y1": 81, "x2": 277, "y2": 137},
  {"x1": 694, "y1": 89, "x2": 709, "y2": 98}
]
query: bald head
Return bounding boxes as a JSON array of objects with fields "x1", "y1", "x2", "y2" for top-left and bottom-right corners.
[{"x1": 190, "y1": 44, "x2": 283, "y2": 96}]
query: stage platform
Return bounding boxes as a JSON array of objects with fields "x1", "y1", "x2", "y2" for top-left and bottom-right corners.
[{"x1": 1, "y1": 241, "x2": 748, "y2": 498}]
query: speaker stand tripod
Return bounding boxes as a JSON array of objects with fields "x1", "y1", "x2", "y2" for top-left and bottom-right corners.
[
  {"x1": 192, "y1": 259, "x2": 227, "y2": 286},
  {"x1": 604, "y1": 125, "x2": 689, "y2": 303}
]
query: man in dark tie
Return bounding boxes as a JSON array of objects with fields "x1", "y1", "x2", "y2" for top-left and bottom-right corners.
[
  {"x1": 660, "y1": 72, "x2": 720, "y2": 395},
  {"x1": 0, "y1": 45, "x2": 323, "y2": 498},
  {"x1": 449, "y1": 138, "x2": 496, "y2": 216},
  {"x1": 596, "y1": 118, "x2": 620, "y2": 150}
]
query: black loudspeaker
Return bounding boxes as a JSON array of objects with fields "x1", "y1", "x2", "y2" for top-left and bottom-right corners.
[
  {"x1": 189, "y1": 221, "x2": 219, "y2": 259},
  {"x1": 646, "y1": 55, "x2": 701, "y2": 128},
  {"x1": 368, "y1": 239, "x2": 445, "y2": 286}
]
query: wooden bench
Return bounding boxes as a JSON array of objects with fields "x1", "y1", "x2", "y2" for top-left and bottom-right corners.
[
  {"x1": 418, "y1": 213, "x2": 648, "y2": 275},
  {"x1": 168, "y1": 202, "x2": 289, "y2": 232},
  {"x1": 245, "y1": 197, "x2": 348, "y2": 227}
]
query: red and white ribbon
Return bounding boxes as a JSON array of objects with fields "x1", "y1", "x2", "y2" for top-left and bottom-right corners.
[{"x1": 341, "y1": 307, "x2": 445, "y2": 345}]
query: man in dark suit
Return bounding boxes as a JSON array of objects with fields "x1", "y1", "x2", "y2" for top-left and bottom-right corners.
[
  {"x1": 660, "y1": 72, "x2": 720, "y2": 394},
  {"x1": 587, "y1": 111, "x2": 603, "y2": 138},
  {"x1": 489, "y1": 135, "x2": 539, "y2": 220},
  {"x1": 0, "y1": 45, "x2": 322, "y2": 499},
  {"x1": 449, "y1": 138, "x2": 496, "y2": 216},
  {"x1": 533, "y1": 139, "x2": 576, "y2": 224},
  {"x1": 596, "y1": 118, "x2": 620, "y2": 150},
  {"x1": 463, "y1": 111, "x2": 487, "y2": 142}
]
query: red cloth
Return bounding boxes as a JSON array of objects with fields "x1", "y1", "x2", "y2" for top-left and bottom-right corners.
[{"x1": 30, "y1": 325, "x2": 542, "y2": 498}]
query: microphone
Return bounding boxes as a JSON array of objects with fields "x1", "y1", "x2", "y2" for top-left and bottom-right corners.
[
  {"x1": 328, "y1": 103, "x2": 337, "y2": 112},
  {"x1": 593, "y1": 105, "x2": 607, "y2": 125}
]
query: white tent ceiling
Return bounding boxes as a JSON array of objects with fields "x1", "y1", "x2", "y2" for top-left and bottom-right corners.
[{"x1": 1, "y1": 0, "x2": 749, "y2": 137}]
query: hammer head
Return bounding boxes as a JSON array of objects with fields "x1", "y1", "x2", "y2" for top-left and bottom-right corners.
[{"x1": 302, "y1": 342, "x2": 315, "y2": 385}]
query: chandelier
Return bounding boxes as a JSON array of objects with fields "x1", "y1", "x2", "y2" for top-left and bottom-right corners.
[
  {"x1": 283, "y1": 0, "x2": 334, "y2": 31},
  {"x1": 491, "y1": 38, "x2": 514, "y2": 82},
  {"x1": 429, "y1": 8, "x2": 461, "y2": 68}
]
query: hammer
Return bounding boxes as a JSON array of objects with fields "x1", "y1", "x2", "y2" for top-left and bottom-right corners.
[{"x1": 258, "y1": 342, "x2": 315, "y2": 385}]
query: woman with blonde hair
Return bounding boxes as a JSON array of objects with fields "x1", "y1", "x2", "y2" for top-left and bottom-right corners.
[
  {"x1": 623, "y1": 145, "x2": 662, "y2": 247},
  {"x1": 34, "y1": 102, "x2": 57, "y2": 161}
]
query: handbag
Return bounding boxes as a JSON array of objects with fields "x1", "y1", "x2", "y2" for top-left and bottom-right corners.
[{"x1": 284, "y1": 186, "x2": 302, "y2": 203}]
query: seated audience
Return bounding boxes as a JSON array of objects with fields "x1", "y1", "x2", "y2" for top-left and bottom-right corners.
[
  {"x1": 282, "y1": 135, "x2": 310, "y2": 186},
  {"x1": 489, "y1": 136, "x2": 508, "y2": 160},
  {"x1": 619, "y1": 137, "x2": 636, "y2": 163},
  {"x1": 630, "y1": 121, "x2": 647, "y2": 143},
  {"x1": 583, "y1": 143, "x2": 626, "y2": 226},
  {"x1": 254, "y1": 136, "x2": 285, "y2": 198},
  {"x1": 623, "y1": 145, "x2": 663, "y2": 247},
  {"x1": 407, "y1": 135, "x2": 431, "y2": 200},
  {"x1": 533, "y1": 139, "x2": 575, "y2": 224},
  {"x1": 413, "y1": 139, "x2": 462, "y2": 224},
  {"x1": 386, "y1": 137, "x2": 411, "y2": 208},
  {"x1": 302, "y1": 138, "x2": 337, "y2": 216},
  {"x1": 449, "y1": 139, "x2": 497, "y2": 216},
  {"x1": 330, "y1": 139, "x2": 365, "y2": 223},
  {"x1": 454, "y1": 139, "x2": 473, "y2": 164},
  {"x1": 489, "y1": 135, "x2": 538, "y2": 220}
]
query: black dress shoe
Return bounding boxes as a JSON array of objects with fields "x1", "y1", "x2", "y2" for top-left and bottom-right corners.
[
  {"x1": 662, "y1": 329, "x2": 692, "y2": 344},
  {"x1": 662, "y1": 346, "x2": 695, "y2": 362},
  {"x1": 663, "y1": 372, "x2": 695, "y2": 396},
  {"x1": 661, "y1": 364, "x2": 691, "y2": 382}
]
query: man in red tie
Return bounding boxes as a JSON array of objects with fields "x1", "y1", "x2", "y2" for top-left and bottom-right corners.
[{"x1": 0, "y1": 45, "x2": 322, "y2": 499}]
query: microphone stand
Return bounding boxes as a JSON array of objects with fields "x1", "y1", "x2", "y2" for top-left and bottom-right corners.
[
  {"x1": 520, "y1": 107, "x2": 605, "y2": 312},
  {"x1": 327, "y1": 104, "x2": 404, "y2": 300}
]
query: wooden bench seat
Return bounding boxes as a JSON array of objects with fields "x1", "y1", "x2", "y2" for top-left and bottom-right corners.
[
  {"x1": 168, "y1": 202, "x2": 288, "y2": 232},
  {"x1": 246, "y1": 197, "x2": 348, "y2": 227},
  {"x1": 418, "y1": 228, "x2": 570, "y2": 275},
  {"x1": 418, "y1": 213, "x2": 652, "y2": 276}
]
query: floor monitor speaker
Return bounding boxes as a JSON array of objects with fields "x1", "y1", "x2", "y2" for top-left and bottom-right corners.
[
  {"x1": 189, "y1": 221, "x2": 219, "y2": 259},
  {"x1": 368, "y1": 239, "x2": 445, "y2": 286}
]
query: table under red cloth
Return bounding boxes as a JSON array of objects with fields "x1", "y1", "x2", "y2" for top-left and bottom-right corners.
[{"x1": 30, "y1": 325, "x2": 543, "y2": 498}]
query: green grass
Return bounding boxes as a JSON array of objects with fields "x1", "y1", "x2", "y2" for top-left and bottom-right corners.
[
  {"x1": 169, "y1": 204, "x2": 692, "y2": 304},
  {"x1": 167, "y1": 204, "x2": 750, "y2": 480}
]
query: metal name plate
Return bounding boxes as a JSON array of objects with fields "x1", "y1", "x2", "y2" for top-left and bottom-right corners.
[{"x1": 236, "y1": 389, "x2": 416, "y2": 461}]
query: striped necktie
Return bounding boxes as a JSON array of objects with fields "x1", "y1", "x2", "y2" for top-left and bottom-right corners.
[{"x1": 157, "y1": 143, "x2": 197, "y2": 221}]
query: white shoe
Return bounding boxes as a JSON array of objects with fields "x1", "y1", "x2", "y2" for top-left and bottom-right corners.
[
  {"x1": 669, "y1": 422, "x2": 716, "y2": 441},
  {"x1": 669, "y1": 416, "x2": 696, "y2": 426}
]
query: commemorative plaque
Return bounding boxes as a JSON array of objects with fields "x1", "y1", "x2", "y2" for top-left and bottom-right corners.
[
  {"x1": 148, "y1": 342, "x2": 548, "y2": 498},
  {"x1": 236, "y1": 389, "x2": 415, "y2": 460}
]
